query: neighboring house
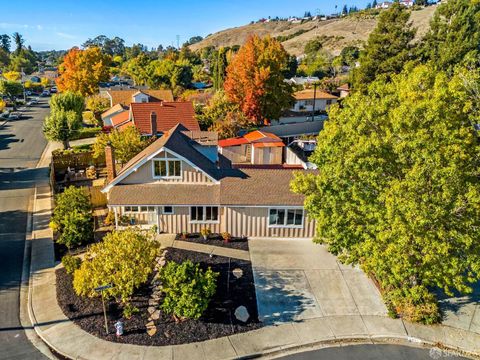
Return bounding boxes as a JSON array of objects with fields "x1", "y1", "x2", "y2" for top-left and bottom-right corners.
[
  {"x1": 291, "y1": 89, "x2": 338, "y2": 112},
  {"x1": 375, "y1": 1, "x2": 393, "y2": 8},
  {"x1": 337, "y1": 83, "x2": 350, "y2": 98},
  {"x1": 218, "y1": 130, "x2": 285, "y2": 166},
  {"x1": 101, "y1": 104, "x2": 128, "y2": 127},
  {"x1": 285, "y1": 139, "x2": 317, "y2": 169},
  {"x1": 102, "y1": 124, "x2": 316, "y2": 238},
  {"x1": 103, "y1": 89, "x2": 174, "y2": 107},
  {"x1": 115, "y1": 101, "x2": 200, "y2": 136},
  {"x1": 400, "y1": 0, "x2": 414, "y2": 7},
  {"x1": 261, "y1": 117, "x2": 326, "y2": 144},
  {"x1": 285, "y1": 76, "x2": 320, "y2": 87}
]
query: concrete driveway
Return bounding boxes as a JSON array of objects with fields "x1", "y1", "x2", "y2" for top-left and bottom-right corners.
[{"x1": 249, "y1": 238, "x2": 387, "y2": 324}]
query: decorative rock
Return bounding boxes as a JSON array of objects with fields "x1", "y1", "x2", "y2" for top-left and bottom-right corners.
[
  {"x1": 151, "y1": 310, "x2": 160, "y2": 320},
  {"x1": 234, "y1": 305, "x2": 249, "y2": 323},
  {"x1": 146, "y1": 321, "x2": 156, "y2": 336},
  {"x1": 147, "y1": 306, "x2": 156, "y2": 314},
  {"x1": 232, "y1": 268, "x2": 243, "y2": 279},
  {"x1": 148, "y1": 299, "x2": 158, "y2": 306}
]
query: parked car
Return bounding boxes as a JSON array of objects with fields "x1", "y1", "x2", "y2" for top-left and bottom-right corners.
[
  {"x1": 25, "y1": 90, "x2": 32, "y2": 96},
  {"x1": 0, "y1": 111, "x2": 9, "y2": 119},
  {"x1": 26, "y1": 101, "x2": 33, "y2": 106},
  {"x1": 40, "y1": 90, "x2": 50, "y2": 97},
  {"x1": 50, "y1": 87, "x2": 57, "y2": 93},
  {"x1": 8, "y1": 113, "x2": 20, "y2": 120}
]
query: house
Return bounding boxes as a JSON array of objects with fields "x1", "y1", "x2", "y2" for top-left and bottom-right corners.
[
  {"x1": 261, "y1": 117, "x2": 326, "y2": 144},
  {"x1": 123, "y1": 101, "x2": 200, "y2": 136},
  {"x1": 291, "y1": 89, "x2": 338, "y2": 112},
  {"x1": 400, "y1": 0, "x2": 414, "y2": 7},
  {"x1": 375, "y1": 1, "x2": 393, "y2": 8},
  {"x1": 103, "y1": 89, "x2": 174, "y2": 107},
  {"x1": 102, "y1": 124, "x2": 316, "y2": 238},
  {"x1": 101, "y1": 104, "x2": 128, "y2": 127},
  {"x1": 285, "y1": 76, "x2": 320, "y2": 87},
  {"x1": 337, "y1": 83, "x2": 350, "y2": 98},
  {"x1": 218, "y1": 130, "x2": 285, "y2": 166}
]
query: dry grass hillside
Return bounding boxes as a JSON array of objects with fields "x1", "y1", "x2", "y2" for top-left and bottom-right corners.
[{"x1": 190, "y1": 5, "x2": 437, "y2": 56}]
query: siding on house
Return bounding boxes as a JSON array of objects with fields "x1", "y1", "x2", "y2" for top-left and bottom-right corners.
[{"x1": 158, "y1": 206, "x2": 221, "y2": 234}]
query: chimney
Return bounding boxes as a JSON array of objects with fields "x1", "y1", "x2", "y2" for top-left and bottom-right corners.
[
  {"x1": 105, "y1": 143, "x2": 116, "y2": 182},
  {"x1": 150, "y1": 111, "x2": 157, "y2": 136}
]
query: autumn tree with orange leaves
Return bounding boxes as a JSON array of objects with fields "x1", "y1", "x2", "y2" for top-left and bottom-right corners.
[
  {"x1": 56, "y1": 47, "x2": 111, "y2": 96},
  {"x1": 224, "y1": 35, "x2": 294, "y2": 124}
]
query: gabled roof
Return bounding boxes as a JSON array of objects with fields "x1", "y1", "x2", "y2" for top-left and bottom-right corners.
[
  {"x1": 130, "y1": 101, "x2": 200, "y2": 135},
  {"x1": 101, "y1": 104, "x2": 126, "y2": 119},
  {"x1": 337, "y1": 83, "x2": 350, "y2": 91},
  {"x1": 107, "y1": 89, "x2": 174, "y2": 106},
  {"x1": 294, "y1": 89, "x2": 338, "y2": 100},
  {"x1": 218, "y1": 130, "x2": 284, "y2": 148},
  {"x1": 111, "y1": 110, "x2": 130, "y2": 127},
  {"x1": 104, "y1": 124, "x2": 220, "y2": 192}
]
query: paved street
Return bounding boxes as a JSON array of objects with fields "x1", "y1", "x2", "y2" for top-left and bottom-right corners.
[
  {"x1": 0, "y1": 99, "x2": 50, "y2": 359},
  {"x1": 277, "y1": 344, "x2": 469, "y2": 360}
]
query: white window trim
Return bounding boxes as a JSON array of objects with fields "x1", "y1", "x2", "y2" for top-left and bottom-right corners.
[
  {"x1": 268, "y1": 207, "x2": 304, "y2": 228},
  {"x1": 189, "y1": 206, "x2": 220, "y2": 224},
  {"x1": 162, "y1": 206, "x2": 174, "y2": 215},
  {"x1": 152, "y1": 157, "x2": 182, "y2": 179},
  {"x1": 124, "y1": 206, "x2": 156, "y2": 213}
]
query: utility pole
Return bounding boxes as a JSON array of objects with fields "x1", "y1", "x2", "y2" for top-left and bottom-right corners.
[{"x1": 311, "y1": 83, "x2": 318, "y2": 120}]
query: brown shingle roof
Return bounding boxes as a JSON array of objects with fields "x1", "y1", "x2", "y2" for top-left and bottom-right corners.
[
  {"x1": 108, "y1": 167, "x2": 308, "y2": 206},
  {"x1": 101, "y1": 104, "x2": 126, "y2": 119},
  {"x1": 107, "y1": 89, "x2": 174, "y2": 106},
  {"x1": 294, "y1": 89, "x2": 338, "y2": 100},
  {"x1": 131, "y1": 101, "x2": 200, "y2": 135}
]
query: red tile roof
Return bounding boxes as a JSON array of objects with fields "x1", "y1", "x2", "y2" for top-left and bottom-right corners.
[
  {"x1": 111, "y1": 110, "x2": 130, "y2": 127},
  {"x1": 219, "y1": 130, "x2": 285, "y2": 148},
  {"x1": 130, "y1": 101, "x2": 200, "y2": 135}
]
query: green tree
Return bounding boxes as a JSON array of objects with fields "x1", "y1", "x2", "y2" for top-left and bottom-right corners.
[
  {"x1": 12, "y1": 32, "x2": 24, "y2": 55},
  {"x1": 122, "y1": 53, "x2": 152, "y2": 86},
  {"x1": 50, "y1": 91, "x2": 85, "y2": 122},
  {"x1": 159, "y1": 260, "x2": 218, "y2": 320},
  {"x1": 421, "y1": 0, "x2": 480, "y2": 72},
  {"x1": 212, "y1": 47, "x2": 227, "y2": 90},
  {"x1": 292, "y1": 64, "x2": 480, "y2": 323},
  {"x1": 351, "y1": 3, "x2": 415, "y2": 91},
  {"x1": 93, "y1": 126, "x2": 148, "y2": 164},
  {"x1": 43, "y1": 109, "x2": 81, "y2": 149},
  {"x1": 57, "y1": 209, "x2": 93, "y2": 249},
  {"x1": 85, "y1": 94, "x2": 110, "y2": 118},
  {"x1": 51, "y1": 186, "x2": 91, "y2": 230},
  {"x1": 0, "y1": 34, "x2": 11, "y2": 53},
  {"x1": 0, "y1": 80, "x2": 23, "y2": 99},
  {"x1": 73, "y1": 228, "x2": 159, "y2": 304}
]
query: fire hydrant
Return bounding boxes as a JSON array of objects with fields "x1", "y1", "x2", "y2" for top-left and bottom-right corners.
[{"x1": 114, "y1": 320, "x2": 124, "y2": 337}]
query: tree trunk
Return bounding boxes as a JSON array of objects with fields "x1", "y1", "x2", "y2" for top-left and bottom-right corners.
[{"x1": 63, "y1": 139, "x2": 69, "y2": 149}]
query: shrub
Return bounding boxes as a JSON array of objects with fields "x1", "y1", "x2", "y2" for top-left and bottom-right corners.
[
  {"x1": 73, "y1": 228, "x2": 159, "y2": 303},
  {"x1": 104, "y1": 210, "x2": 115, "y2": 226},
  {"x1": 70, "y1": 126, "x2": 102, "y2": 140},
  {"x1": 122, "y1": 303, "x2": 139, "y2": 319},
  {"x1": 62, "y1": 255, "x2": 82, "y2": 274},
  {"x1": 57, "y1": 209, "x2": 93, "y2": 249},
  {"x1": 221, "y1": 232, "x2": 231, "y2": 242},
  {"x1": 200, "y1": 228, "x2": 211, "y2": 239},
  {"x1": 384, "y1": 285, "x2": 441, "y2": 325},
  {"x1": 159, "y1": 260, "x2": 218, "y2": 320},
  {"x1": 51, "y1": 186, "x2": 91, "y2": 233}
]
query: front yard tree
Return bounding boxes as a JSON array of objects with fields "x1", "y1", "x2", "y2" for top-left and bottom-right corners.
[
  {"x1": 292, "y1": 64, "x2": 480, "y2": 323},
  {"x1": 351, "y1": 3, "x2": 415, "y2": 91},
  {"x1": 73, "y1": 228, "x2": 159, "y2": 305},
  {"x1": 43, "y1": 109, "x2": 81, "y2": 149},
  {"x1": 93, "y1": 126, "x2": 148, "y2": 164},
  {"x1": 56, "y1": 47, "x2": 111, "y2": 96},
  {"x1": 224, "y1": 35, "x2": 294, "y2": 124},
  {"x1": 50, "y1": 91, "x2": 85, "y2": 122}
]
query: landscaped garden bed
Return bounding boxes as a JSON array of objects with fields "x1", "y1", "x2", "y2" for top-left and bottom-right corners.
[
  {"x1": 175, "y1": 232, "x2": 249, "y2": 251},
  {"x1": 56, "y1": 247, "x2": 262, "y2": 345}
]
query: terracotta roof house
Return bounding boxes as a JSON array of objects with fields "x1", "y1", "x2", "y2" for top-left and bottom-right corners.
[
  {"x1": 102, "y1": 124, "x2": 316, "y2": 238},
  {"x1": 218, "y1": 130, "x2": 285, "y2": 165},
  {"x1": 104, "y1": 89, "x2": 174, "y2": 107},
  {"x1": 337, "y1": 83, "x2": 350, "y2": 98},
  {"x1": 291, "y1": 89, "x2": 338, "y2": 113},
  {"x1": 101, "y1": 104, "x2": 128, "y2": 127},
  {"x1": 121, "y1": 101, "x2": 200, "y2": 136}
]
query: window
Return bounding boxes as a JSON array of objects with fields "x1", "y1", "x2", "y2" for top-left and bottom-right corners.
[
  {"x1": 124, "y1": 206, "x2": 139, "y2": 213},
  {"x1": 269, "y1": 208, "x2": 303, "y2": 227},
  {"x1": 163, "y1": 206, "x2": 174, "y2": 215},
  {"x1": 326, "y1": 100, "x2": 332, "y2": 105},
  {"x1": 190, "y1": 206, "x2": 219, "y2": 222},
  {"x1": 140, "y1": 206, "x2": 156, "y2": 213},
  {"x1": 153, "y1": 159, "x2": 181, "y2": 178}
]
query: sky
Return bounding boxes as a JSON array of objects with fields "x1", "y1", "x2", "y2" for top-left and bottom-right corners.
[{"x1": 0, "y1": 0, "x2": 371, "y2": 51}]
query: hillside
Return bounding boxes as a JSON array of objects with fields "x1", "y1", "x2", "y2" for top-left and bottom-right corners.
[{"x1": 190, "y1": 5, "x2": 437, "y2": 56}]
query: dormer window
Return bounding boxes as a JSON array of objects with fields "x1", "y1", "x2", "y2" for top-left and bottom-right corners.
[{"x1": 153, "y1": 159, "x2": 181, "y2": 178}]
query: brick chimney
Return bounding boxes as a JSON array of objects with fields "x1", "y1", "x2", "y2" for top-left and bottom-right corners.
[
  {"x1": 105, "y1": 143, "x2": 116, "y2": 182},
  {"x1": 150, "y1": 111, "x2": 157, "y2": 136}
]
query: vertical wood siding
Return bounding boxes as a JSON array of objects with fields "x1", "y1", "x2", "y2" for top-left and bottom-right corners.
[{"x1": 158, "y1": 206, "x2": 220, "y2": 234}]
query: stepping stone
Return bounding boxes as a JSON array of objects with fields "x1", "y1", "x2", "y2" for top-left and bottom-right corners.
[
  {"x1": 151, "y1": 310, "x2": 160, "y2": 320},
  {"x1": 146, "y1": 321, "x2": 156, "y2": 336},
  {"x1": 234, "y1": 306, "x2": 249, "y2": 323},
  {"x1": 147, "y1": 306, "x2": 156, "y2": 314},
  {"x1": 148, "y1": 299, "x2": 158, "y2": 306},
  {"x1": 232, "y1": 268, "x2": 243, "y2": 279}
]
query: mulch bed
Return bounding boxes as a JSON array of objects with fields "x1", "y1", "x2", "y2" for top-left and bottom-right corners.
[
  {"x1": 56, "y1": 247, "x2": 262, "y2": 346},
  {"x1": 175, "y1": 233, "x2": 249, "y2": 251}
]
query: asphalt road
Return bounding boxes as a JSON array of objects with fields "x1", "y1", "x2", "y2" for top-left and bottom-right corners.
[
  {"x1": 0, "y1": 99, "x2": 50, "y2": 360},
  {"x1": 277, "y1": 344, "x2": 469, "y2": 360}
]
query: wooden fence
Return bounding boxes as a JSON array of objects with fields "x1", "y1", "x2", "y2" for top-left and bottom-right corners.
[{"x1": 52, "y1": 150, "x2": 105, "y2": 173}]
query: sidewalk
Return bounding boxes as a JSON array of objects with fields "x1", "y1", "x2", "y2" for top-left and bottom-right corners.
[{"x1": 27, "y1": 143, "x2": 480, "y2": 359}]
